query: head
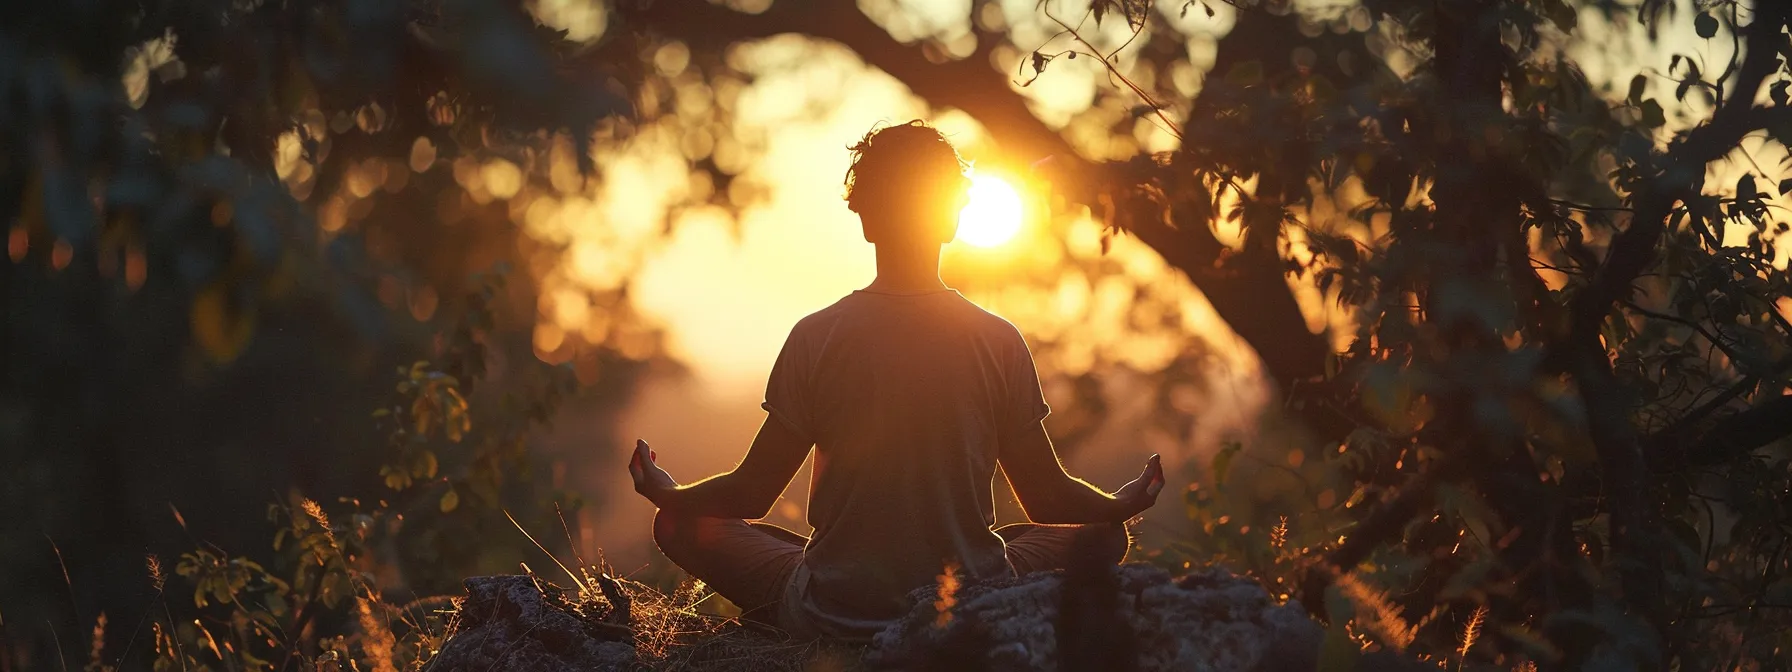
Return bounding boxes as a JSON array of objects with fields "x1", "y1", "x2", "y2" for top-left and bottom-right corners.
[{"x1": 843, "y1": 120, "x2": 971, "y2": 248}]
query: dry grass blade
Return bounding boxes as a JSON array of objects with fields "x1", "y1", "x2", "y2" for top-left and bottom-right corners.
[{"x1": 504, "y1": 509, "x2": 591, "y2": 596}]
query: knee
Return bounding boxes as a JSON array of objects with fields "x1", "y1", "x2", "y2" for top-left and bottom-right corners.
[
  {"x1": 1081, "y1": 522, "x2": 1130, "y2": 565},
  {"x1": 652, "y1": 510, "x2": 738, "y2": 563},
  {"x1": 651, "y1": 509, "x2": 693, "y2": 556}
]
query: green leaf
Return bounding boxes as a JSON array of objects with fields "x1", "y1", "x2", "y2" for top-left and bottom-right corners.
[
  {"x1": 265, "y1": 592, "x2": 289, "y2": 618},
  {"x1": 1694, "y1": 12, "x2": 1717, "y2": 39},
  {"x1": 1544, "y1": 0, "x2": 1576, "y2": 32},
  {"x1": 1225, "y1": 61, "x2": 1264, "y2": 87},
  {"x1": 1639, "y1": 99, "x2": 1666, "y2": 128},
  {"x1": 1317, "y1": 588, "x2": 1361, "y2": 672},
  {"x1": 1211, "y1": 441, "x2": 1242, "y2": 489}
]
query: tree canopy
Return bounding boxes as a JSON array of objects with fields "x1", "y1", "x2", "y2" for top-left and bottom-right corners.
[
  {"x1": 620, "y1": 0, "x2": 1792, "y2": 667},
  {"x1": 6, "y1": 0, "x2": 1792, "y2": 669}
]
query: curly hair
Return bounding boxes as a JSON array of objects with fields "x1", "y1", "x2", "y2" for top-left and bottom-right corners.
[{"x1": 842, "y1": 120, "x2": 970, "y2": 214}]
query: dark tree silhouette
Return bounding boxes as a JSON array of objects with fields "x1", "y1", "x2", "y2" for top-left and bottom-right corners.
[{"x1": 620, "y1": 0, "x2": 1792, "y2": 667}]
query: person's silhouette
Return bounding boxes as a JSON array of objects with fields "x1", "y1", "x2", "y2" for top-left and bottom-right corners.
[{"x1": 627, "y1": 120, "x2": 1165, "y2": 640}]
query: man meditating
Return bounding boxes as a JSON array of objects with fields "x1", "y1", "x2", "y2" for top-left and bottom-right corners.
[{"x1": 627, "y1": 120, "x2": 1165, "y2": 640}]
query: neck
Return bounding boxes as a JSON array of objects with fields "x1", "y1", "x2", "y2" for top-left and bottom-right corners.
[{"x1": 866, "y1": 240, "x2": 946, "y2": 294}]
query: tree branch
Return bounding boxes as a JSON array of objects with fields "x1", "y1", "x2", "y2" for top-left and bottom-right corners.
[
  {"x1": 1552, "y1": 0, "x2": 1788, "y2": 640},
  {"x1": 621, "y1": 0, "x2": 1330, "y2": 390},
  {"x1": 1683, "y1": 394, "x2": 1792, "y2": 467},
  {"x1": 1571, "y1": 3, "x2": 1788, "y2": 335}
]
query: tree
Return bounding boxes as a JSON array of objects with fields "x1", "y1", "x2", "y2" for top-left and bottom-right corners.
[
  {"x1": 621, "y1": 0, "x2": 1792, "y2": 667},
  {"x1": 1, "y1": 0, "x2": 656, "y2": 663}
]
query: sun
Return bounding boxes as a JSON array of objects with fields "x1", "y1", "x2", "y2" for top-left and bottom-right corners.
[{"x1": 957, "y1": 174, "x2": 1023, "y2": 248}]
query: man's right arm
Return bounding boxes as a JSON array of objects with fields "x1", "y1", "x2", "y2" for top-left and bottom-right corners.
[{"x1": 998, "y1": 421, "x2": 1164, "y2": 525}]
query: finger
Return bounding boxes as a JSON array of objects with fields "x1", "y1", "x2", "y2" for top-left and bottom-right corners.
[{"x1": 650, "y1": 449, "x2": 658, "y2": 462}]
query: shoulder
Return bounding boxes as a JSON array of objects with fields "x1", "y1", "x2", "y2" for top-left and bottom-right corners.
[
  {"x1": 785, "y1": 294, "x2": 858, "y2": 340},
  {"x1": 951, "y1": 293, "x2": 1031, "y2": 348}
]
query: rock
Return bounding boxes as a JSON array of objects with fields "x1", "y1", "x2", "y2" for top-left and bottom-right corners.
[
  {"x1": 864, "y1": 564, "x2": 1323, "y2": 672},
  {"x1": 430, "y1": 575, "x2": 637, "y2": 671}
]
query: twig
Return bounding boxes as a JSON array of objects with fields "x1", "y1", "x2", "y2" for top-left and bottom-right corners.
[
  {"x1": 1039, "y1": 3, "x2": 1184, "y2": 139},
  {"x1": 1548, "y1": 198, "x2": 1633, "y2": 213},
  {"x1": 45, "y1": 534, "x2": 81, "y2": 659},
  {"x1": 555, "y1": 503, "x2": 588, "y2": 571},
  {"x1": 46, "y1": 618, "x2": 68, "y2": 672},
  {"x1": 504, "y1": 510, "x2": 590, "y2": 595}
]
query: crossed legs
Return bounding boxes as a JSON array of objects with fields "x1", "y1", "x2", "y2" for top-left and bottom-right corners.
[{"x1": 651, "y1": 511, "x2": 1131, "y2": 624}]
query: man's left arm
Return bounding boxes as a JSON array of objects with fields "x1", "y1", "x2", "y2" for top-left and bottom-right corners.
[{"x1": 629, "y1": 416, "x2": 812, "y2": 520}]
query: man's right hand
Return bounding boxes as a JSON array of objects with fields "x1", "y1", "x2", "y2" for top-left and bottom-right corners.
[
  {"x1": 1110, "y1": 454, "x2": 1166, "y2": 521},
  {"x1": 629, "y1": 439, "x2": 680, "y2": 508}
]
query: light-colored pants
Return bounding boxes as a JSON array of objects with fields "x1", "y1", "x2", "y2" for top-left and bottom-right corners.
[{"x1": 651, "y1": 511, "x2": 1129, "y2": 623}]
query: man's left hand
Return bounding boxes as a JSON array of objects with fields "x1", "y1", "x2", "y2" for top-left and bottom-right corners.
[
  {"x1": 1110, "y1": 454, "x2": 1165, "y2": 521},
  {"x1": 628, "y1": 439, "x2": 680, "y2": 507}
]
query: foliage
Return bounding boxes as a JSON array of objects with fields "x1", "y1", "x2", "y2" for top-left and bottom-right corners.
[
  {"x1": 1, "y1": 0, "x2": 656, "y2": 665},
  {"x1": 60, "y1": 276, "x2": 578, "y2": 671},
  {"x1": 620, "y1": 0, "x2": 1792, "y2": 668},
  {"x1": 1038, "y1": 0, "x2": 1792, "y2": 668},
  {"x1": 9, "y1": 0, "x2": 1792, "y2": 668}
]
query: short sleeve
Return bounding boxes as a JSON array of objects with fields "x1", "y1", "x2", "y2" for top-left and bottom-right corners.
[
  {"x1": 762, "y1": 326, "x2": 816, "y2": 443},
  {"x1": 1004, "y1": 329, "x2": 1052, "y2": 430}
]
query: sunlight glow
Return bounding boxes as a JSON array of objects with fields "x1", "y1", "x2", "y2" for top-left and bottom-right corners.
[{"x1": 957, "y1": 174, "x2": 1023, "y2": 247}]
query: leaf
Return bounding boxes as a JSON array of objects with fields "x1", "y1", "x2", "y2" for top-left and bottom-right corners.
[
  {"x1": 1778, "y1": 178, "x2": 1792, "y2": 196},
  {"x1": 1639, "y1": 99, "x2": 1666, "y2": 128},
  {"x1": 1544, "y1": 0, "x2": 1576, "y2": 32},
  {"x1": 381, "y1": 464, "x2": 411, "y2": 490},
  {"x1": 410, "y1": 449, "x2": 439, "y2": 479},
  {"x1": 1626, "y1": 74, "x2": 1647, "y2": 105},
  {"x1": 190, "y1": 281, "x2": 255, "y2": 364},
  {"x1": 1211, "y1": 441, "x2": 1242, "y2": 489},
  {"x1": 265, "y1": 592, "x2": 289, "y2": 618},
  {"x1": 440, "y1": 488, "x2": 460, "y2": 513},
  {"x1": 1694, "y1": 12, "x2": 1717, "y2": 39},
  {"x1": 1225, "y1": 61, "x2": 1264, "y2": 87},
  {"x1": 1317, "y1": 588, "x2": 1362, "y2": 672},
  {"x1": 1737, "y1": 174, "x2": 1757, "y2": 202},
  {"x1": 321, "y1": 572, "x2": 349, "y2": 609}
]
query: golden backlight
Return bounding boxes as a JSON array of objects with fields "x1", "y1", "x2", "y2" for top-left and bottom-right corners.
[{"x1": 957, "y1": 174, "x2": 1023, "y2": 247}]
